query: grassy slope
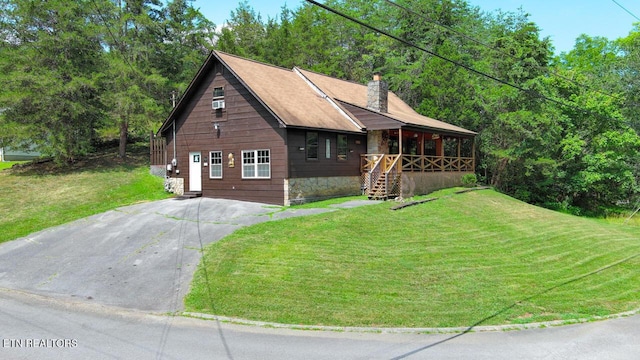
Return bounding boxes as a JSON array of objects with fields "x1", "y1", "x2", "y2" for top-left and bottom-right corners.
[
  {"x1": 0, "y1": 151, "x2": 171, "y2": 244},
  {"x1": 186, "y1": 189, "x2": 640, "y2": 328}
]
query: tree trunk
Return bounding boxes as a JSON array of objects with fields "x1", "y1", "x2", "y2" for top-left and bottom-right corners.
[
  {"x1": 119, "y1": 120, "x2": 128, "y2": 158},
  {"x1": 491, "y1": 157, "x2": 509, "y2": 188}
]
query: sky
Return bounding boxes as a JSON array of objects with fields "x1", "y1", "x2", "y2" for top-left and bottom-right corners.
[{"x1": 192, "y1": 0, "x2": 640, "y2": 54}]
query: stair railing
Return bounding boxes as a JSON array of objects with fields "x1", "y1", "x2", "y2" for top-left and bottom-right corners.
[
  {"x1": 368, "y1": 155, "x2": 385, "y2": 195},
  {"x1": 385, "y1": 155, "x2": 401, "y2": 198}
]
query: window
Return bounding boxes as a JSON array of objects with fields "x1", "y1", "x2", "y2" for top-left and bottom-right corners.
[
  {"x1": 242, "y1": 149, "x2": 271, "y2": 179},
  {"x1": 212, "y1": 86, "x2": 225, "y2": 110},
  {"x1": 306, "y1": 132, "x2": 318, "y2": 160},
  {"x1": 210, "y1": 151, "x2": 222, "y2": 179},
  {"x1": 337, "y1": 135, "x2": 348, "y2": 160},
  {"x1": 213, "y1": 86, "x2": 224, "y2": 99},
  {"x1": 325, "y1": 138, "x2": 331, "y2": 159}
]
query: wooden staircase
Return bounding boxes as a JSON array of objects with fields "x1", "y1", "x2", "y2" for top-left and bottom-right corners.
[
  {"x1": 367, "y1": 172, "x2": 401, "y2": 200},
  {"x1": 362, "y1": 154, "x2": 402, "y2": 201},
  {"x1": 176, "y1": 191, "x2": 202, "y2": 200}
]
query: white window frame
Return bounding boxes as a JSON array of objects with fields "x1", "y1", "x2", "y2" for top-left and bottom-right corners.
[
  {"x1": 242, "y1": 149, "x2": 271, "y2": 179},
  {"x1": 209, "y1": 151, "x2": 223, "y2": 179}
]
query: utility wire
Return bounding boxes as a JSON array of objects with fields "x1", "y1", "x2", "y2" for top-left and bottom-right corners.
[
  {"x1": 90, "y1": 0, "x2": 138, "y2": 75},
  {"x1": 611, "y1": 0, "x2": 640, "y2": 21},
  {"x1": 304, "y1": 0, "x2": 593, "y2": 115},
  {"x1": 384, "y1": 0, "x2": 625, "y2": 105}
]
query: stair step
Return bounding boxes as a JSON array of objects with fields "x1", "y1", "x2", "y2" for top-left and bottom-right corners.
[{"x1": 176, "y1": 191, "x2": 203, "y2": 200}]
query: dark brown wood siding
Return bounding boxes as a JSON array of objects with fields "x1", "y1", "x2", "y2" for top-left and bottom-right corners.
[
  {"x1": 164, "y1": 62, "x2": 288, "y2": 205},
  {"x1": 287, "y1": 128, "x2": 367, "y2": 178}
]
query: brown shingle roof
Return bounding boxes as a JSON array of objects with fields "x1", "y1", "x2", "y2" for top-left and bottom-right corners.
[
  {"x1": 160, "y1": 50, "x2": 475, "y2": 136},
  {"x1": 216, "y1": 51, "x2": 363, "y2": 133},
  {"x1": 296, "y1": 68, "x2": 476, "y2": 136}
]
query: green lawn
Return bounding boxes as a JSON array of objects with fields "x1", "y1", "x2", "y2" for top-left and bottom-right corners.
[
  {"x1": 0, "y1": 161, "x2": 25, "y2": 171},
  {"x1": 186, "y1": 189, "x2": 640, "y2": 328},
  {"x1": 0, "y1": 156, "x2": 171, "y2": 244}
]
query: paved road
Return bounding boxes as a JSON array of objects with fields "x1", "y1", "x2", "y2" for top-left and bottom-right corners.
[{"x1": 1, "y1": 289, "x2": 638, "y2": 360}]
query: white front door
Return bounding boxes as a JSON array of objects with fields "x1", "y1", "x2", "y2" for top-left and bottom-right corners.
[{"x1": 189, "y1": 151, "x2": 202, "y2": 192}]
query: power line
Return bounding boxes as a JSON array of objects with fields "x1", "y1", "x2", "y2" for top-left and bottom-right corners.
[
  {"x1": 383, "y1": 0, "x2": 625, "y2": 106},
  {"x1": 89, "y1": 0, "x2": 138, "y2": 75},
  {"x1": 304, "y1": 0, "x2": 593, "y2": 115},
  {"x1": 611, "y1": 0, "x2": 640, "y2": 21}
]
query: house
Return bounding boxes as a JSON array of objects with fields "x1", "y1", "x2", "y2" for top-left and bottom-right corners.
[
  {"x1": 0, "y1": 147, "x2": 41, "y2": 162},
  {"x1": 153, "y1": 50, "x2": 476, "y2": 205}
]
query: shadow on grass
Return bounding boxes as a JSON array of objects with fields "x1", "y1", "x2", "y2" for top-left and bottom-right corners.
[
  {"x1": 8, "y1": 148, "x2": 149, "y2": 176},
  {"x1": 391, "y1": 252, "x2": 640, "y2": 359}
]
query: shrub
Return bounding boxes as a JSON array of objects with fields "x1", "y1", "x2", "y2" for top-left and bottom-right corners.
[{"x1": 461, "y1": 173, "x2": 478, "y2": 187}]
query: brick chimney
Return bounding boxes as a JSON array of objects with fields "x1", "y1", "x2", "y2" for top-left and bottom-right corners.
[{"x1": 367, "y1": 73, "x2": 388, "y2": 113}]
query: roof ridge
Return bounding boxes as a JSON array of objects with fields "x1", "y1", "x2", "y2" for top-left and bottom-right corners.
[
  {"x1": 295, "y1": 67, "x2": 369, "y2": 89},
  {"x1": 214, "y1": 50, "x2": 294, "y2": 74}
]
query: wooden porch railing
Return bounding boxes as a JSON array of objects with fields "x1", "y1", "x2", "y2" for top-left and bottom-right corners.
[
  {"x1": 400, "y1": 155, "x2": 475, "y2": 172},
  {"x1": 361, "y1": 154, "x2": 475, "y2": 173},
  {"x1": 360, "y1": 154, "x2": 475, "y2": 199},
  {"x1": 360, "y1": 154, "x2": 402, "y2": 199}
]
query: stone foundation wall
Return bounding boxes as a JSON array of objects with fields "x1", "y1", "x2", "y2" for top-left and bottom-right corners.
[
  {"x1": 284, "y1": 176, "x2": 361, "y2": 205},
  {"x1": 164, "y1": 177, "x2": 184, "y2": 196},
  {"x1": 401, "y1": 172, "x2": 473, "y2": 198}
]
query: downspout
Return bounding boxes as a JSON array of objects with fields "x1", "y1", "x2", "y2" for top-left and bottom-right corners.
[{"x1": 172, "y1": 120, "x2": 176, "y2": 163}]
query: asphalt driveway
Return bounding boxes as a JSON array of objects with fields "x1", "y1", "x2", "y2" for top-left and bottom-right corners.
[{"x1": 0, "y1": 198, "x2": 336, "y2": 312}]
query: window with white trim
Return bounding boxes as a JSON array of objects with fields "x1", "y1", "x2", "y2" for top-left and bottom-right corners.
[
  {"x1": 212, "y1": 86, "x2": 225, "y2": 110},
  {"x1": 242, "y1": 149, "x2": 271, "y2": 179},
  {"x1": 209, "y1": 151, "x2": 222, "y2": 178}
]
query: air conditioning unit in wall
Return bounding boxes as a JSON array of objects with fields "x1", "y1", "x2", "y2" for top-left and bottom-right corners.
[{"x1": 212, "y1": 100, "x2": 225, "y2": 110}]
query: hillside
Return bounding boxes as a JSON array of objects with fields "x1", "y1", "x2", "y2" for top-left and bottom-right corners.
[
  {"x1": 186, "y1": 189, "x2": 640, "y2": 328},
  {"x1": 0, "y1": 144, "x2": 171, "y2": 244}
]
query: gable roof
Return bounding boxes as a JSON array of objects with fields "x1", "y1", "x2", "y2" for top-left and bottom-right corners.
[
  {"x1": 215, "y1": 51, "x2": 363, "y2": 132},
  {"x1": 296, "y1": 68, "x2": 476, "y2": 136},
  {"x1": 159, "y1": 50, "x2": 475, "y2": 136}
]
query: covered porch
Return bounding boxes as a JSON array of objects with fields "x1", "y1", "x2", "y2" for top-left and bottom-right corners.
[{"x1": 361, "y1": 128, "x2": 475, "y2": 199}]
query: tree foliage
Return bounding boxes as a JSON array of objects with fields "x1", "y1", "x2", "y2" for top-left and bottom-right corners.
[
  {"x1": 0, "y1": 0, "x2": 105, "y2": 162},
  {"x1": 0, "y1": 0, "x2": 637, "y2": 213},
  {"x1": 0, "y1": 0, "x2": 214, "y2": 161}
]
